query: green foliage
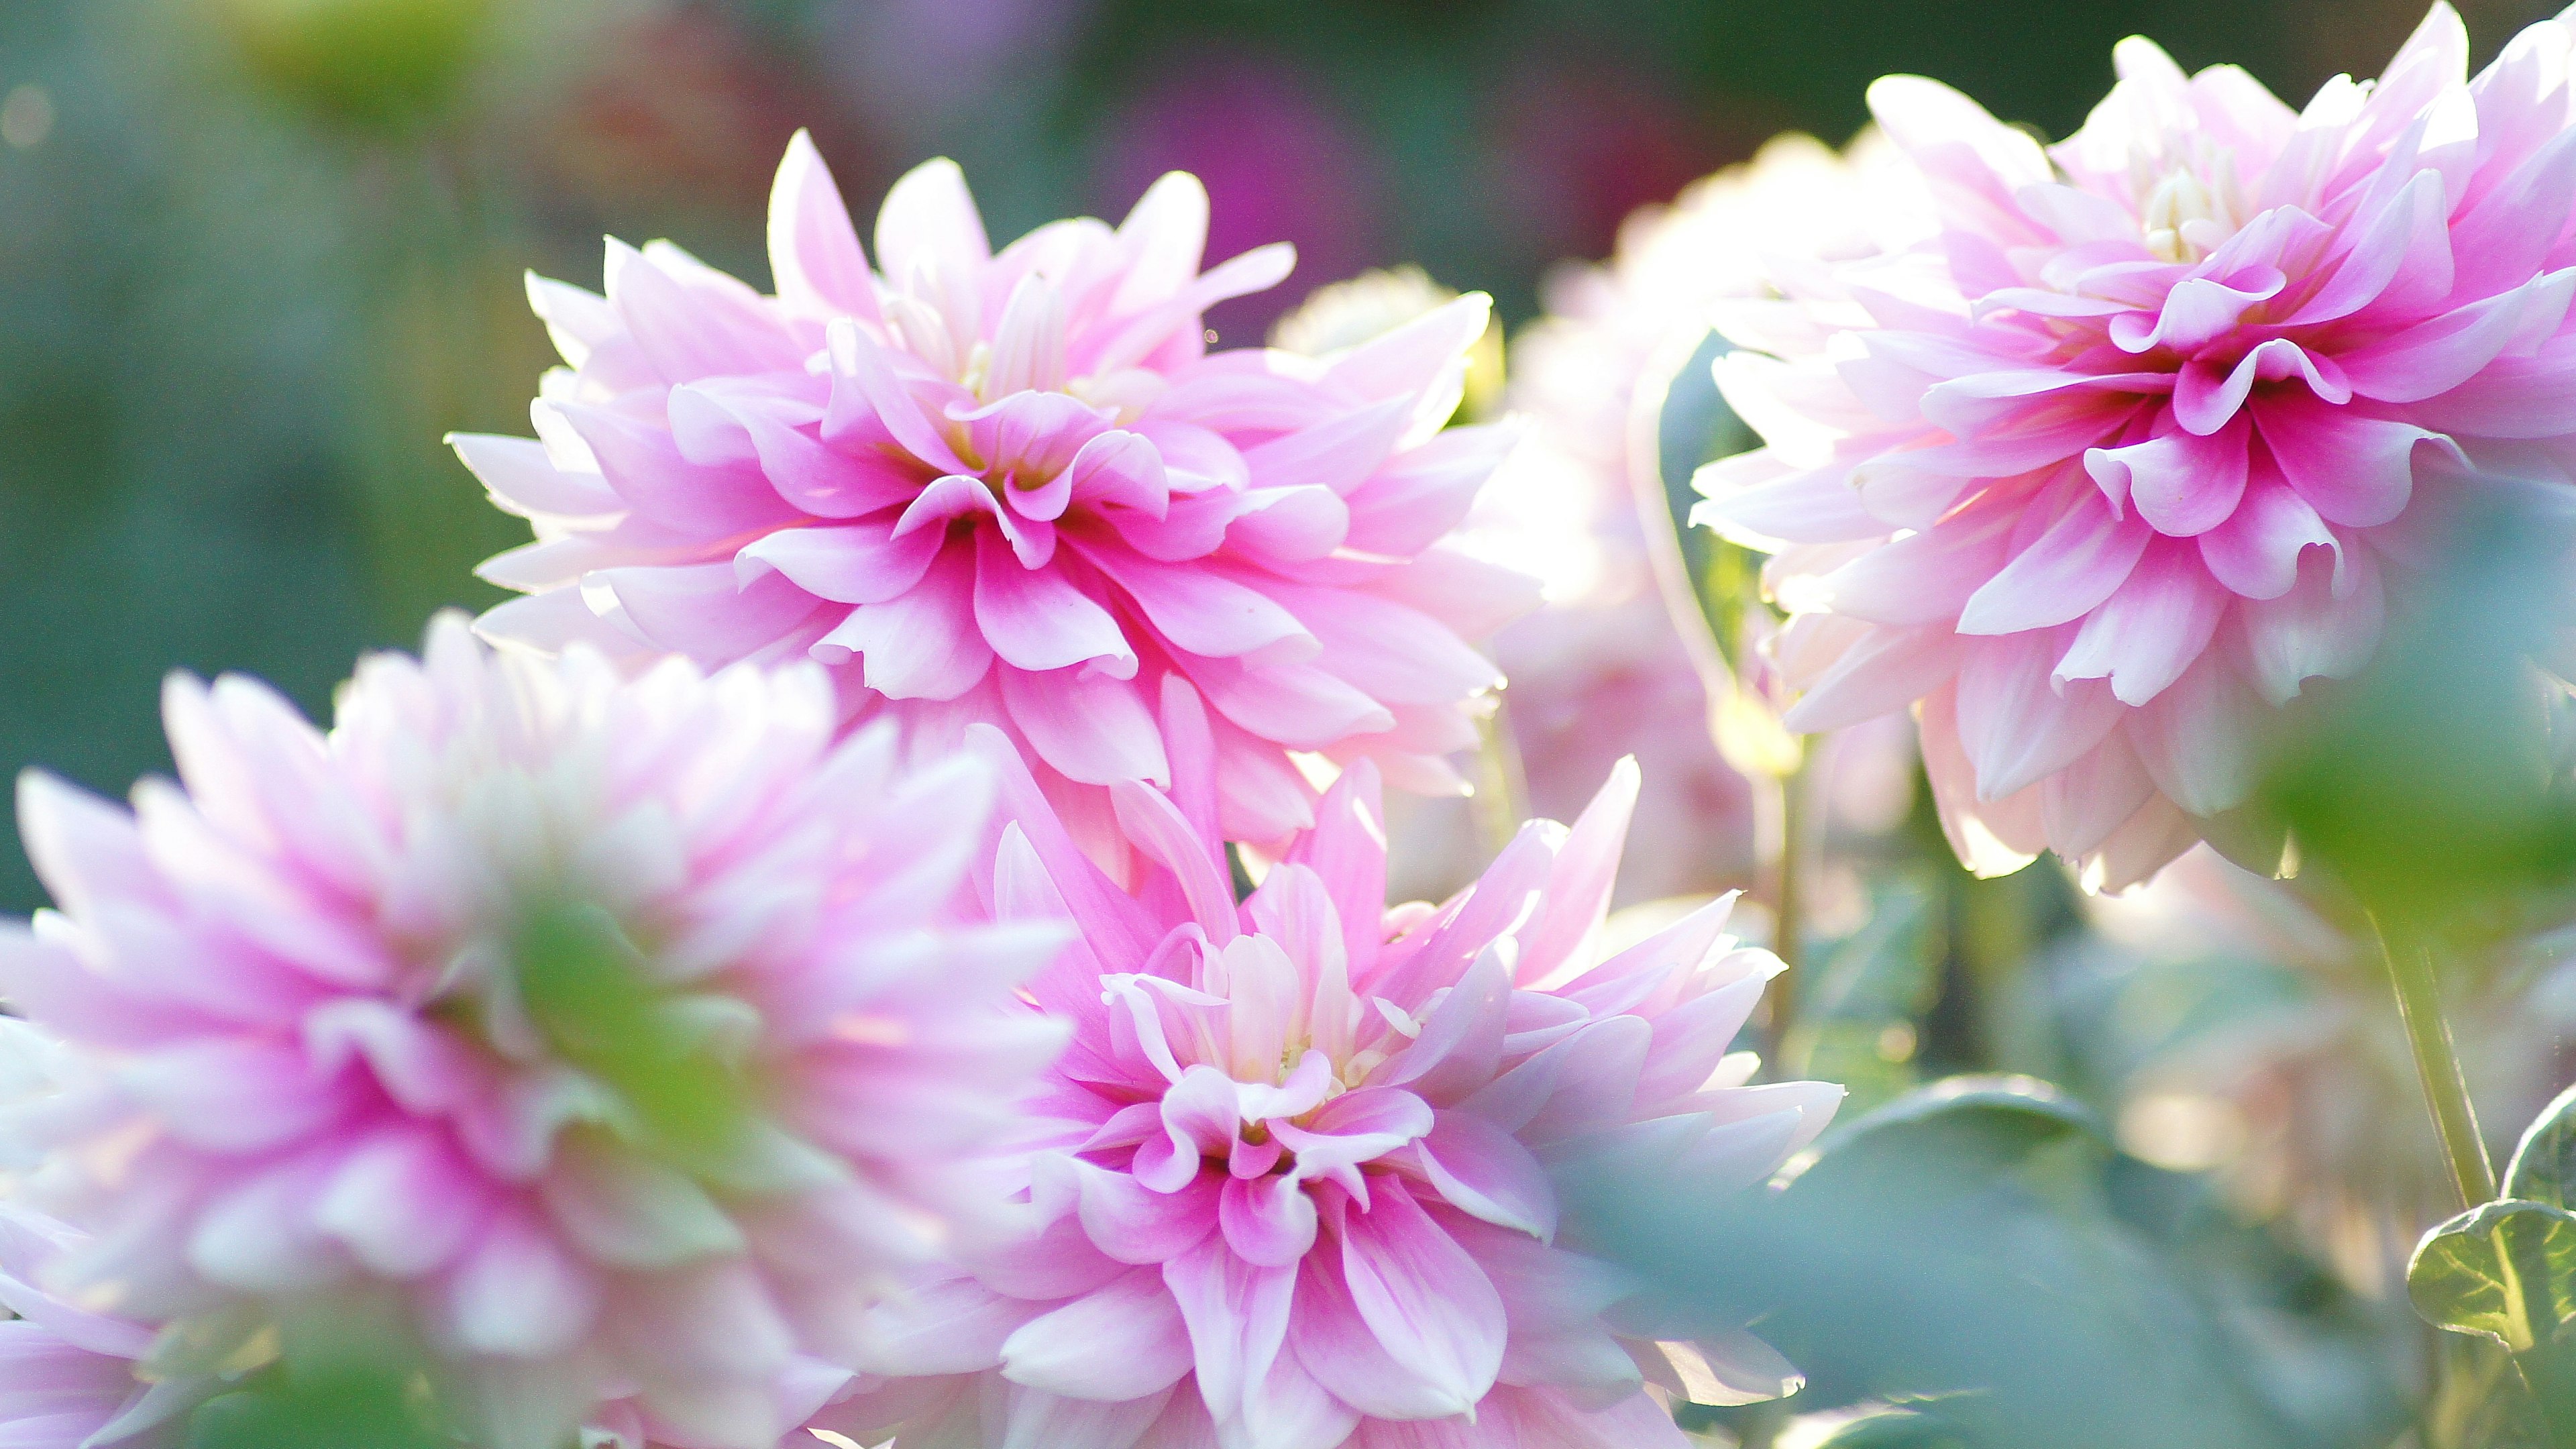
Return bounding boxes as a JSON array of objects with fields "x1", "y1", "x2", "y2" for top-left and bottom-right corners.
[
  {"x1": 188, "y1": 1363, "x2": 447, "y2": 1449},
  {"x1": 1784, "y1": 877, "x2": 1945, "y2": 1114},
  {"x1": 182, "y1": 1303, "x2": 453, "y2": 1449},
  {"x1": 2259, "y1": 500, "x2": 2576, "y2": 923},
  {"x1": 513, "y1": 900, "x2": 757, "y2": 1168},
  {"x1": 2409, "y1": 1201, "x2": 2576, "y2": 1356},
  {"x1": 214, "y1": 0, "x2": 497, "y2": 129},
  {"x1": 1571, "y1": 1075, "x2": 2408, "y2": 1449},
  {"x1": 2510, "y1": 1084, "x2": 2576, "y2": 1214},
  {"x1": 2408, "y1": 1085, "x2": 2576, "y2": 1444}
]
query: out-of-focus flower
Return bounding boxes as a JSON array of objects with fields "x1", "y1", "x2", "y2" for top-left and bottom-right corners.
[
  {"x1": 541, "y1": 9, "x2": 846, "y2": 223},
  {"x1": 0, "y1": 616, "x2": 1065, "y2": 1449},
  {"x1": 817, "y1": 682, "x2": 1842, "y2": 1449},
  {"x1": 1096, "y1": 56, "x2": 1381, "y2": 342},
  {"x1": 0, "y1": 1122, "x2": 202, "y2": 1449},
  {"x1": 1271, "y1": 266, "x2": 1505, "y2": 423},
  {"x1": 823, "y1": 0, "x2": 1091, "y2": 154},
  {"x1": 1695, "y1": 5, "x2": 2576, "y2": 892},
  {"x1": 465, "y1": 136, "x2": 1532, "y2": 864},
  {"x1": 1474, "y1": 134, "x2": 1920, "y2": 903}
]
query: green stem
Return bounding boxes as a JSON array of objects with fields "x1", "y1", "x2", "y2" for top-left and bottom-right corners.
[
  {"x1": 1470, "y1": 703, "x2": 1529, "y2": 857},
  {"x1": 1768, "y1": 756, "x2": 1813, "y2": 1068},
  {"x1": 2372, "y1": 915, "x2": 2496, "y2": 1210}
]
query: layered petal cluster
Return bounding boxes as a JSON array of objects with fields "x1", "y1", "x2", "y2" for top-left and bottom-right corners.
[
  {"x1": 0, "y1": 616, "x2": 1065, "y2": 1449},
  {"x1": 820, "y1": 682, "x2": 1841, "y2": 1449},
  {"x1": 1483, "y1": 133, "x2": 1927, "y2": 898},
  {"x1": 1695, "y1": 4, "x2": 2576, "y2": 888},
  {"x1": 0, "y1": 1152, "x2": 198, "y2": 1449},
  {"x1": 464, "y1": 133, "x2": 1533, "y2": 860}
]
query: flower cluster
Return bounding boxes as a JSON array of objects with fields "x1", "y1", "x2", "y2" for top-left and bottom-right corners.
[
  {"x1": 0, "y1": 138, "x2": 1825, "y2": 1449},
  {"x1": 23, "y1": 2, "x2": 2555, "y2": 1434},
  {"x1": 1695, "y1": 4, "x2": 2576, "y2": 888}
]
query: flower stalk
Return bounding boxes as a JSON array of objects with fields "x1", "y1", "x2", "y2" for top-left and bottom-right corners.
[
  {"x1": 1768, "y1": 754, "x2": 1813, "y2": 1065},
  {"x1": 2373, "y1": 916, "x2": 2496, "y2": 1210}
]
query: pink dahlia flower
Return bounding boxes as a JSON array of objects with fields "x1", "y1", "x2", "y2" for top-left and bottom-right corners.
[
  {"x1": 1694, "y1": 4, "x2": 2576, "y2": 889},
  {"x1": 1480, "y1": 133, "x2": 1927, "y2": 902},
  {"x1": 816, "y1": 682, "x2": 1842, "y2": 1449},
  {"x1": 463, "y1": 133, "x2": 1532, "y2": 861},
  {"x1": 0, "y1": 1191, "x2": 198, "y2": 1449},
  {"x1": 0, "y1": 616, "x2": 1066, "y2": 1449}
]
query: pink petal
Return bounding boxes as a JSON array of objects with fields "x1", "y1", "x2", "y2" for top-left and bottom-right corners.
[
  {"x1": 1288, "y1": 1244, "x2": 1475, "y2": 1421},
  {"x1": 999, "y1": 665, "x2": 1170, "y2": 788},
  {"x1": 2241, "y1": 541, "x2": 2385, "y2": 705},
  {"x1": 2090, "y1": 413, "x2": 2249, "y2": 537},
  {"x1": 2339, "y1": 267, "x2": 2576, "y2": 402},
  {"x1": 1077, "y1": 543, "x2": 1314, "y2": 661},
  {"x1": 873, "y1": 158, "x2": 992, "y2": 289},
  {"x1": 973, "y1": 533, "x2": 1134, "y2": 675},
  {"x1": 2256, "y1": 393, "x2": 2462, "y2": 529},
  {"x1": 2171, "y1": 340, "x2": 2349, "y2": 435},
  {"x1": 2196, "y1": 474, "x2": 2337, "y2": 599},
  {"x1": 737, "y1": 521, "x2": 941, "y2": 604},
  {"x1": 1336, "y1": 1179, "x2": 1506, "y2": 1413},
  {"x1": 1413, "y1": 1111, "x2": 1556, "y2": 1240},
  {"x1": 1954, "y1": 633, "x2": 2124, "y2": 798},
  {"x1": 1110, "y1": 781, "x2": 1238, "y2": 943},
  {"x1": 1065, "y1": 1158, "x2": 1221, "y2": 1265},
  {"x1": 1960, "y1": 486, "x2": 2150, "y2": 634},
  {"x1": 999, "y1": 1270, "x2": 1196, "y2": 1401},
  {"x1": 1162, "y1": 1241, "x2": 1295, "y2": 1426},
  {"x1": 768, "y1": 130, "x2": 879, "y2": 322},
  {"x1": 594, "y1": 561, "x2": 822, "y2": 663},
  {"x1": 818, "y1": 544, "x2": 994, "y2": 700},
  {"x1": 2053, "y1": 541, "x2": 2227, "y2": 706},
  {"x1": 1218, "y1": 1176, "x2": 1318, "y2": 1267}
]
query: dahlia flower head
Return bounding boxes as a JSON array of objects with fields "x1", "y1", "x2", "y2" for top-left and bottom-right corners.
[
  {"x1": 818, "y1": 680, "x2": 1842, "y2": 1449},
  {"x1": 462, "y1": 132, "x2": 1531, "y2": 863},
  {"x1": 0, "y1": 616, "x2": 1067, "y2": 1449},
  {"x1": 0, "y1": 1067, "x2": 201, "y2": 1449},
  {"x1": 1695, "y1": 3, "x2": 2576, "y2": 890}
]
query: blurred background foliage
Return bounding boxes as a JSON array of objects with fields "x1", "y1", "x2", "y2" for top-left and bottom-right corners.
[{"x1": 9, "y1": 1, "x2": 2576, "y2": 1443}]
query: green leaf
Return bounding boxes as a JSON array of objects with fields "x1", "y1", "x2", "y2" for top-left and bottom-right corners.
[
  {"x1": 1792, "y1": 1071, "x2": 2108, "y2": 1177},
  {"x1": 2508, "y1": 1083, "x2": 2576, "y2": 1213},
  {"x1": 2409, "y1": 1199, "x2": 2576, "y2": 1354}
]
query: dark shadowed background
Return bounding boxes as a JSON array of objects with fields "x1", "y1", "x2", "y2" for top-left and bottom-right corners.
[{"x1": 0, "y1": 0, "x2": 2554, "y2": 908}]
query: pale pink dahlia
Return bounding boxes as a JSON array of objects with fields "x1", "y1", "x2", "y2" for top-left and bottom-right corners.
[
  {"x1": 1695, "y1": 5, "x2": 2576, "y2": 889},
  {"x1": 816, "y1": 683, "x2": 1842, "y2": 1449},
  {"x1": 0, "y1": 1195, "x2": 196, "y2": 1449},
  {"x1": 1477, "y1": 133, "x2": 1927, "y2": 901},
  {"x1": 0, "y1": 616, "x2": 1066, "y2": 1449},
  {"x1": 462, "y1": 133, "x2": 1532, "y2": 860}
]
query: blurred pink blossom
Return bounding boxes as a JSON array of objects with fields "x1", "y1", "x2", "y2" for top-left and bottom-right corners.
[
  {"x1": 1474, "y1": 135, "x2": 1923, "y2": 902},
  {"x1": 1695, "y1": 4, "x2": 2576, "y2": 890},
  {"x1": 466, "y1": 137, "x2": 1531, "y2": 867},
  {"x1": 1097, "y1": 57, "x2": 1382, "y2": 341},
  {"x1": 0, "y1": 617, "x2": 1063, "y2": 1449},
  {"x1": 816, "y1": 682, "x2": 1841, "y2": 1449}
]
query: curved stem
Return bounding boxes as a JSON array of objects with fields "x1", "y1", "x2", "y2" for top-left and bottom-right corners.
[
  {"x1": 1621, "y1": 327, "x2": 1732, "y2": 706},
  {"x1": 1768, "y1": 755, "x2": 1814, "y2": 1066},
  {"x1": 2371, "y1": 914, "x2": 2496, "y2": 1210}
]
